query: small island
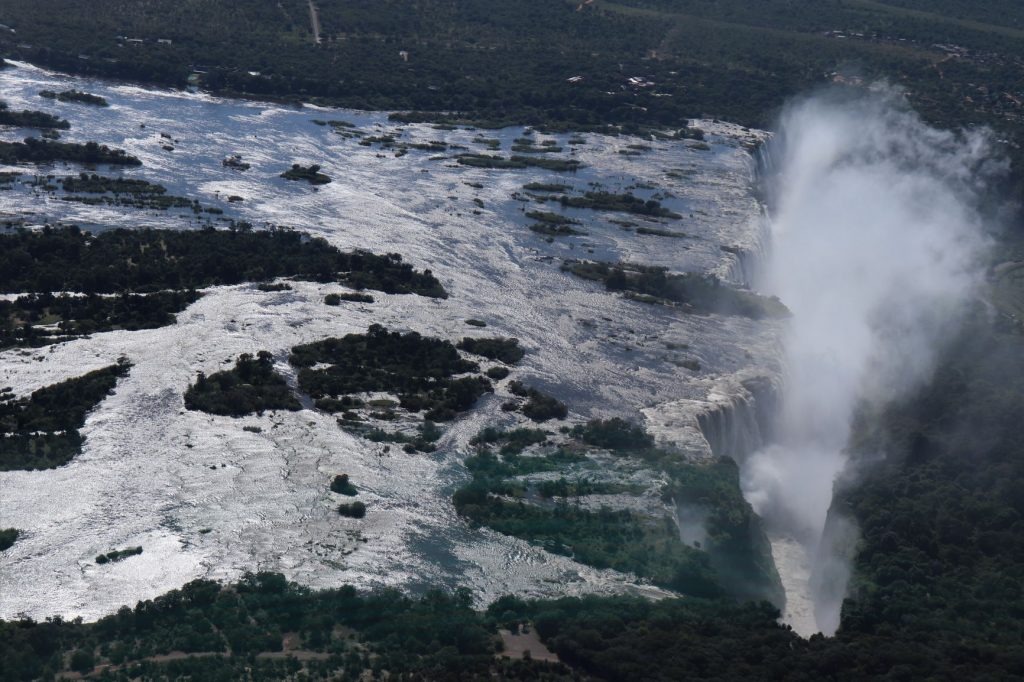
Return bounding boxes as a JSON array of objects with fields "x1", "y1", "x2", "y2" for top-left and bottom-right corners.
[
  {"x1": 39, "y1": 89, "x2": 109, "y2": 106},
  {"x1": 95, "y1": 546, "x2": 143, "y2": 564},
  {"x1": 281, "y1": 163, "x2": 331, "y2": 185}
]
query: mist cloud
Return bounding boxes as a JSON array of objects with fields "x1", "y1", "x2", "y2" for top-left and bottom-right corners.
[{"x1": 745, "y1": 84, "x2": 998, "y2": 635}]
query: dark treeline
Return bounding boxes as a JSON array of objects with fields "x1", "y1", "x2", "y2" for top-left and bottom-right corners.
[
  {"x1": 0, "y1": 101, "x2": 69, "y2": 129},
  {"x1": 0, "y1": 226, "x2": 446, "y2": 297},
  {"x1": 184, "y1": 351, "x2": 301, "y2": 417},
  {"x1": 0, "y1": 138, "x2": 139, "y2": 166},
  {"x1": 0, "y1": 360, "x2": 130, "y2": 470}
]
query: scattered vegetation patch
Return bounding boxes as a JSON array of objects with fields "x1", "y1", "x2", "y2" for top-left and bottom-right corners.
[
  {"x1": 184, "y1": 352, "x2": 300, "y2": 417},
  {"x1": 95, "y1": 546, "x2": 143, "y2": 564},
  {"x1": 39, "y1": 89, "x2": 108, "y2": 106},
  {"x1": 456, "y1": 417, "x2": 781, "y2": 603},
  {"x1": 281, "y1": 163, "x2": 331, "y2": 185},
  {"x1": 457, "y1": 337, "x2": 525, "y2": 365},
  {"x1": 562, "y1": 260, "x2": 788, "y2": 319},
  {"x1": 465, "y1": 318, "x2": 487, "y2": 327},
  {"x1": 290, "y1": 325, "x2": 492, "y2": 422},
  {"x1": 0, "y1": 361, "x2": 130, "y2": 471}
]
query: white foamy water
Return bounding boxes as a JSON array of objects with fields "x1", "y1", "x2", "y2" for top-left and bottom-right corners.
[{"x1": 0, "y1": 61, "x2": 780, "y2": 621}]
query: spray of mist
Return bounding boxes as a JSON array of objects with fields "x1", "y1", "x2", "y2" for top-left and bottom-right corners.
[{"x1": 746, "y1": 85, "x2": 998, "y2": 636}]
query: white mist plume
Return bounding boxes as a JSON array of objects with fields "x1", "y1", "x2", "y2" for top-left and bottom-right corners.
[{"x1": 746, "y1": 85, "x2": 998, "y2": 635}]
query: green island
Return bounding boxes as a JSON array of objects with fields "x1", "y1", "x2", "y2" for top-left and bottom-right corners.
[
  {"x1": 558, "y1": 192, "x2": 682, "y2": 219},
  {"x1": 523, "y1": 182, "x2": 571, "y2": 193},
  {"x1": 0, "y1": 138, "x2": 140, "y2": 165},
  {"x1": 0, "y1": 360, "x2": 130, "y2": 471},
  {"x1": 95, "y1": 546, "x2": 143, "y2": 565},
  {"x1": 525, "y1": 210, "x2": 586, "y2": 237},
  {"x1": 184, "y1": 351, "x2": 301, "y2": 417},
  {"x1": 39, "y1": 89, "x2": 109, "y2": 106},
  {"x1": 281, "y1": 163, "x2": 332, "y2": 185},
  {"x1": 456, "y1": 154, "x2": 582, "y2": 172},
  {"x1": 563, "y1": 259, "x2": 790, "y2": 319},
  {"x1": 290, "y1": 325, "x2": 493, "y2": 423},
  {"x1": 0, "y1": 528, "x2": 19, "y2": 552},
  {"x1": 0, "y1": 101, "x2": 69, "y2": 129}
]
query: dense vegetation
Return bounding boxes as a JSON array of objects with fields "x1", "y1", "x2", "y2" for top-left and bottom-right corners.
[
  {"x1": 822, "y1": 316, "x2": 1024, "y2": 676},
  {"x1": 184, "y1": 351, "x2": 301, "y2": 417},
  {"x1": 9, "y1": 0, "x2": 1024, "y2": 188},
  {"x1": 0, "y1": 226, "x2": 446, "y2": 297},
  {"x1": 290, "y1": 324, "x2": 493, "y2": 422},
  {"x1": 0, "y1": 573, "x2": 580, "y2": 680},
  {"x1": 563, "y1": 259, "x2": 790, "y2": 318},
  {"x1": 0, "y1": 101, "x2": 69, "y2": 129},
  {"x1": 0, "y1": 138, "x2": 139, "y2": 165},
  {"x1": 0, "y1": 360, "x2": 130, "y2": 470},
  {"x1": 0, "y1": 290, "x2": 202, "y2": 349}
]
